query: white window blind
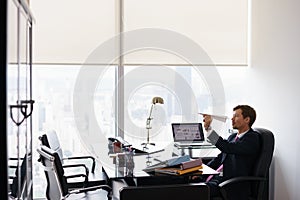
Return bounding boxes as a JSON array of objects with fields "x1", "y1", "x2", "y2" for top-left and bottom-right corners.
[
  {"x1": 31, "y1": 0, "x2": 248, "y2": 66},
  {"x1": 31, "y1": 0, "x2": 115, "y2": 64},
  {"x1": 124, "y1": 0, "x2": 248, "y2": 66}
]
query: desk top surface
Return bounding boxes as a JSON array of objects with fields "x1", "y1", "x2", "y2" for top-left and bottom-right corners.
[{"x1": 94, "y1": 140, "x2": 220, "y2": 179}]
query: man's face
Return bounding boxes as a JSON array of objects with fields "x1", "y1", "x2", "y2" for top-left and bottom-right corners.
[{"x1": 231, "y1": 108, "x2": 249, "y2": 130}]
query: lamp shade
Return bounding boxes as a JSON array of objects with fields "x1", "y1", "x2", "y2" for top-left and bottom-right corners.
[{"x1": 152, "y1": 97, "x2": 164, "y2": 104}]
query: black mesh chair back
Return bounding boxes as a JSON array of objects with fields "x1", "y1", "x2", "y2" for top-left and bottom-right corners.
[
  {"x1": 9, "y1": 155, "x2": 27, "y2": 198},
  {"x1": 217, "y1": 127, "x2": 275, "y2": 200},
  {"x1": 251, "y1": 127, "x2": 275, "y2": 198}
]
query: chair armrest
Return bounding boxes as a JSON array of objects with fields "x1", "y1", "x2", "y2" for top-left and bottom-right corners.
[
  {"x1": 218, "y1": 176, "x2": 267, "y2": 200},
  {"x1": 63, "y1": 164, "x2": 89, "y2": 177},
  {"x1": 9, "y1": 157, "x2": 24, "y2": 161},
  {"x1": 69, "y1": 184, "x2": 112, "y2": 194},
  {"x1": 63, "y1": 156, "x2": 96, "y2": 173},
  {"x1": 65, "y1": 173, "x2": 89, "y2": 185},
  {"x1": 219, "y1": 176, "x2": 266, "y2": 188}
]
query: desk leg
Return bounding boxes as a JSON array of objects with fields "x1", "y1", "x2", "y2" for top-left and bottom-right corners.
[{"x1": 124, "y1": 177, "x2": 136, "y2": 186}]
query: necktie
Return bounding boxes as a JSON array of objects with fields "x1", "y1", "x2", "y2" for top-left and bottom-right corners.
[
  {"x1": 206, "y1": 135, "x2": 239, "y2": 182},
  {"x1": 235, "y1": 135, "x2": 239, "y2": 141}
]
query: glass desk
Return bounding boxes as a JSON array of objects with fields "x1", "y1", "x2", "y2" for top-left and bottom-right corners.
[
  {"x1": 91, "y1": 140, "x2": 220, "y2": 199},
  {"x1": 93, "y1": 140, "x2": 220, "y2": 180}
]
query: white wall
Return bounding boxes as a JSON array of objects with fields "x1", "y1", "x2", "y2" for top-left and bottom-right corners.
[{"x1": 218, "y1": 0, "x2": 300, "y2": 199}]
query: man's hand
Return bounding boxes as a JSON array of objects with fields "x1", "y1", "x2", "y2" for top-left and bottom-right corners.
[{"x1": 202, "y1": 114, "x2": 213, "y2": 130}]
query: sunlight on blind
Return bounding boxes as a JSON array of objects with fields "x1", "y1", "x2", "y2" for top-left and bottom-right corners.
[
  {"x1": 31, "y1": 0, "x2": 248, "y2": 66},
  {"x1": 31, "y1": 0, "x2": 115, "y2": 64},
  {"x1": 124, "y1": 0, "x2": 248, "y2": 65}
]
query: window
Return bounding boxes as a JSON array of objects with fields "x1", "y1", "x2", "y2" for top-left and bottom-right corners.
[
  {"x1": 123, "y1": 65, "x2": 213, "y2": 144},
  {"x1": 29, "y1": 64, "x2": 227, "y2": 157}
]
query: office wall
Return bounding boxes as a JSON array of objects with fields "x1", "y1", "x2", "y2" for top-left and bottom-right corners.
[{"x1": 217, "y1": 0, "x2": 300, "y2": 199}]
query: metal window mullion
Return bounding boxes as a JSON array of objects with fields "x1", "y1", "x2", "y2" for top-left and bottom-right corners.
[
  {"x1": 28, "y1": 21, "x2": 33, "y2": 199},
  {"x1": 115, "y1": 0, "x2": 124, "y2": 138},
  {"x1": 16, "y1": 5, "x2": 21, "y2": 199}
]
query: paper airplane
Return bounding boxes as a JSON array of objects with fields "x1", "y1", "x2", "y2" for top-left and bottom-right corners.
[{"x1": 198, "y1": 113, "x2": 228, "y2": 122}]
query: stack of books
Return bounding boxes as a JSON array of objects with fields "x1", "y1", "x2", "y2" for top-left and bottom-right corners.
[{"x1": 154, "y1": 157, "x2": 203, "y2": 175}]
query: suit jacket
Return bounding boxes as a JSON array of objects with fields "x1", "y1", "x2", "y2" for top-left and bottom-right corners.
[
  {"x1": 207, "y1": 128, "x2": 261, "y2": 199},
  {"x1": 207, "y1": 128, "x2": 260, "y2": 179}
]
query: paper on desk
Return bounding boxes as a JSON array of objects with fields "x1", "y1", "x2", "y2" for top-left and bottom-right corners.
[{"x1": 198, "y1": 113, "x2": 228, "y2": 122}]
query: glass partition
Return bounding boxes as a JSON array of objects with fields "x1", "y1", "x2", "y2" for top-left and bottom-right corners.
[{"x1": 7, "y1": 0, "x2": 34, "y2": 199}]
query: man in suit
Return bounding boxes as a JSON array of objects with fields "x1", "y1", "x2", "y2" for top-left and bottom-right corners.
[{"x1": 203, "y1": 105, "x2": 260, "y2": 200}]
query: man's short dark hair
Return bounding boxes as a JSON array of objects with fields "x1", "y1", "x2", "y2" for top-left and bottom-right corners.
[{"x1": 233, "y1": 105, "x2": 256, "y2": 127}]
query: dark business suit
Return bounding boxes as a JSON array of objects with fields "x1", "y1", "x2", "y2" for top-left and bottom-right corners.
[{"x1": 206, "y1": 128, "x2": 260, "y2": 200}]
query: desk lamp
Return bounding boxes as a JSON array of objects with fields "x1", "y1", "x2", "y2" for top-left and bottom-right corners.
[{"x1": 142, "y1": 97, "x2": 164, "y2": 148}]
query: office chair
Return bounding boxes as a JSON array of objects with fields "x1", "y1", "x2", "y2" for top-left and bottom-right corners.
[
  {"x1": 37, "y1": 145, "x2": 112, "y2": 200},
  {"x1": 8, "y1": 155, "x2": 27, "y2": 198},
  {"x1": 214, "y1": 127, "x2": 275, "y2": 200},
  {"x1": 39, "y1": 130, "x2": 107, "y2": 188},
  {"x1": 119, "y1": 183, "x2": 210, "y2": 200}
]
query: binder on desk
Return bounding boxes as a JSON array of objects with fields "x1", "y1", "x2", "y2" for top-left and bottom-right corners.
[
  {"x1": 155, "y1": 165, "x2": 203, "y2": 175},
  {"x1": 143, "y1": 155, "x2": 190, "y2": 173},
  {"x1": 179, "y1": 158, "x2": 202, "y2": 170},
  {"x1": 166, "y1": 155, "x2": 191, "y2": 166},
  {"x1": 144, "y1": 156, "x2": 203, "y2": 176}
]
